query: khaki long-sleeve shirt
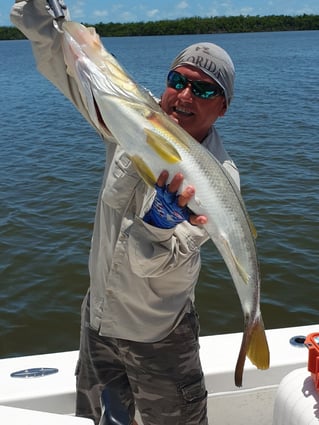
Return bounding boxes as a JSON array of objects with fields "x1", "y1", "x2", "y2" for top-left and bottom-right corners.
[{"x1": 11, "y1": 0, "x2": 240, "y2": 342}]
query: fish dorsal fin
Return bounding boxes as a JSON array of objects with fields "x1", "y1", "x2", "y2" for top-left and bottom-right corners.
[
  {"x1": 144, "y1": 129, "x2": 182, "y2": 164},
  {"x1": 130, "y1": 155, "x2": 157, "y2": 187}
]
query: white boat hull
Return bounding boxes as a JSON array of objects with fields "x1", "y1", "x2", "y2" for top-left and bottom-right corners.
[{"x1": 0, "y1": 324, "x2": 318, "y2": 424}]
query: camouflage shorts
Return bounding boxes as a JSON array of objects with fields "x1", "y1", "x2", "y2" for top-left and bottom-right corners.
[{"x1": 75, "y1": 297, "x2": 208, "y2": 425}]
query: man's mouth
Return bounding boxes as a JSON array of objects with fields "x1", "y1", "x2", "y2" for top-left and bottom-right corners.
[{"x1": 173, "y1": 106, "x2": 194, "y2": 117}]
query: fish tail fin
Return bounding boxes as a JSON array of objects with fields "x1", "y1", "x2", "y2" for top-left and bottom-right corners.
[
  {"x1": 247, "y1": 316, "x2": 270, "y2": 371},
  {"x1": 235, "y1": 316, "x2": 270, "y2": 387}
]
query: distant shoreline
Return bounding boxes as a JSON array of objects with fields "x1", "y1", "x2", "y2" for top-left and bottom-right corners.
[{"x1": 1, "y1": 14, "x2": 319, "y2": 40}]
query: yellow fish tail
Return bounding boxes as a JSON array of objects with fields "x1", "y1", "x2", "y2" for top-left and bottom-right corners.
[
  {"x1": 247, "y1": 317, "x2": 270, "y2": 370},
  {"x1": 235, "y1": 316, "x2": 270, "y2": 387}
]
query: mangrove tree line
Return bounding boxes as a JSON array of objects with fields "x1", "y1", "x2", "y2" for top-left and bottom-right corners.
[{"x1": 1, "y1": 14, "x2": 319, "y2": 40}]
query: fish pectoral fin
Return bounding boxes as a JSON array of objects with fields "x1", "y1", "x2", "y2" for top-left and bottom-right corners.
[
  {"x1": 130, "y1": 155, "x2": 157, "y2": 187},
  {"x1": 144, "y1": 129, "x2": 182, "y2": 164},
  {"x1": 247, "y1": 317, "x2": 270, "y2": 371},
  {"x1": 148, "y1": 112, "x2": 192, "y2": 151}
]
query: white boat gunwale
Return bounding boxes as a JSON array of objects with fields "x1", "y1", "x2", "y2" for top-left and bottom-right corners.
[{"x1": 1, "y1": 323, "x2": 318, "y2": 425}]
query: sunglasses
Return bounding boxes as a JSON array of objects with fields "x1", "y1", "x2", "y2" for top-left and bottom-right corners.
[{"x1": 167, "y1": 70, "x2": 224, "y2": 100}]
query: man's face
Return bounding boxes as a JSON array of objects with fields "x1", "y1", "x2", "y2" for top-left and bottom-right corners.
[{"x1": 160, "y1": 65, "x2": 227, "y2": 142}]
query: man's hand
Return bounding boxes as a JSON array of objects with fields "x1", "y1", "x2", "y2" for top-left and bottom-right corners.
[
  {"x1": 143, "y1": 170, "x2": 207, "y2": 229},
  {"x1": 46, "y1": 0, "x2": 67, "y2": 19}
]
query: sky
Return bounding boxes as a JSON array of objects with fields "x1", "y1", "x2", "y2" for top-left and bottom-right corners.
[{"x1": 2, "y1": 0, "x2": 319, "y2": 27}]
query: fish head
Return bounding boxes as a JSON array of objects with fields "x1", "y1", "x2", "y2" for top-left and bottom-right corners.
[
  {"x1": 61, "y1": 21, "x2": 160, "y2": 137},
  {"x1": 61, "y1": 22, "x2": 115, "y2": 135},
  {"x1": 62, "y1": 21, "x2": 143, "y2": 99}
]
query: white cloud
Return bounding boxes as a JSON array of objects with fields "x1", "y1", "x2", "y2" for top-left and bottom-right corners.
[
  {"x1": 119, "y1": 11, "x2": 137, "y2": 22},
  {"x1": 69, "y1": 0, "x2": 85, "y2": 19},
  {"x1": 239, "y1": 7, "x2": 254, "y2": 15},
  {"x1": 147, "y1": 9, "x2": 160, "y2": 19},
  {"x1": 93, "y1": 10, "x2": 109, "y2": 18},
  {"x1": 177, "y1": 1, "x2": 189, "y2": 10},
  {"x1": 71, "y1": 7, "x2": 84, "y2": 19}
]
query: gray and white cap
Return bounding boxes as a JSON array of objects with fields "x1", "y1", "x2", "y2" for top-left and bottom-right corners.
[{"x1": 170, "y1": 42, "x2": 235, "y2": 107}]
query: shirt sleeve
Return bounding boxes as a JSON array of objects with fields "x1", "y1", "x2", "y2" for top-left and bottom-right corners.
[
  {"x1": 127, "y1": 217, "x2": 205, "y2": 278},
  {"x1": 10, "y1": 0, "x2": 108, "y2": 136}
]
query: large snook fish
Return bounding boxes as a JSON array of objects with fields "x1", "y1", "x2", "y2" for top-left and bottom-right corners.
[{"x1": 61, "y1": 21, "x2": 270, "y2": 386}]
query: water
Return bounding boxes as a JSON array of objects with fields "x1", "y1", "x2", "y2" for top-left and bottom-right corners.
[{"x1": 1, "y1": 31, "x2": 318, "y2": 358}]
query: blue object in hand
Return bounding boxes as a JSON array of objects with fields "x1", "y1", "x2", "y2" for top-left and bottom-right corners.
[{"x1": 143, "y1": 184, "x2": 191, "y2": 229}]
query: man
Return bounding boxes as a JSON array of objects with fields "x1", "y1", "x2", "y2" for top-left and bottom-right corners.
[{"x1": 11, "y1": 1, "x2": 239, "y2": 424}]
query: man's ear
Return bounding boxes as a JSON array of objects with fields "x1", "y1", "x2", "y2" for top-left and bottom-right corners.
[{"x1": 219, "y1": 99, "x2": 227, "y2": 117}]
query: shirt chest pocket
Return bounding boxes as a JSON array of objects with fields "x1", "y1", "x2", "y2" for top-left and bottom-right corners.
[{"x1": 102, "y1": 152, "x2": 140, "y2": 211}]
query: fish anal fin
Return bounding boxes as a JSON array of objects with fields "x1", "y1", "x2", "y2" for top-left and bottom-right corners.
[
  {"x1": 144, "y1": 129, "x2": 181, "y2": 164},
  {"x1": 247, "y1": 317, "x2": 270, "y2": 371},
  {"x1": 130, "y1": 155, "x2": 157, "y2": 187},
  {"x1": 222, "y1": 238, "x2": 249, "y2": 284}
]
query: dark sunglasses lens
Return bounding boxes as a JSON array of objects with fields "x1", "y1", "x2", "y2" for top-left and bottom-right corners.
[
  {"x1": 167, "y1": 71, "x2": 187, "y2": 90},
  {"x1": 191, "y1": 81, "x2": 220, "y2": 99},
  {"x1": 167, "y1": 71, "x2": 222, "y2": 99}
]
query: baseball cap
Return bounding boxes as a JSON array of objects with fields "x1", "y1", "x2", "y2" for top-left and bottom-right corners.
[{"x1": 170, "y1": 42, "x2": 235, "y2": 107}]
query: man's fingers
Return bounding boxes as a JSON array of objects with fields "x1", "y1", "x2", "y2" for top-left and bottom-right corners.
[
  {"x1": 156, "y1": 170, "x2": 169, "y2": 187},
  {"x1": 157, "y1": 171, "x2": 184, "y2": 193},
  {"x1": 178, "y1": 186, "x2": 195, "y2": 207},
  {"x1": 167, "y1": 173, "x2": 184, "y2": 193},
  {"x1": 190, "y1": 214, "x2": 208, "y2": 226},
  {"x1": 155, "y1": 170, "x2": 207, "y2": 227}
]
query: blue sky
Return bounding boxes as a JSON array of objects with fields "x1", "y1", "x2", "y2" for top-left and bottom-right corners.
[{"x1": 2, "y1": 0, "x2": 319, "y2": 27}]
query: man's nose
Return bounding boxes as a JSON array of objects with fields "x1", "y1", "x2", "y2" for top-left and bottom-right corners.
[{"x1": 177, "y1": 84, "x2": 193, "y2": 101}]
